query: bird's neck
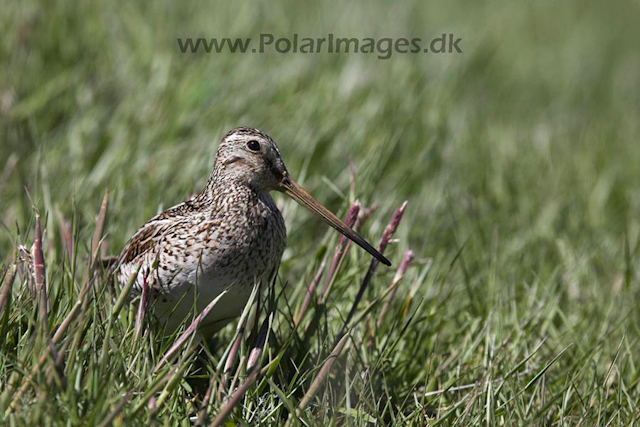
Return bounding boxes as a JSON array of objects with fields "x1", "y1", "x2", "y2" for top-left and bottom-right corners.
[{"x1": 203, "y1": 169, "x2": 264, "y2": 205}]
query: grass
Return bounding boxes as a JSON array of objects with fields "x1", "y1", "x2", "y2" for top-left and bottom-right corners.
[{"x1": 1, "y1": 0, "x2": 640, "y2": 425}]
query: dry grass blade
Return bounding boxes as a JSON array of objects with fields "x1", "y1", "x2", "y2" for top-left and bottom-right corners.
[
  {"x1": 5, "y1": 255, "x2": 113, "y2": 415},
  {"x1": 217, "y1": 281, "x2": 260, "y2": 394},
  {"x1": 112, "y1": 264, "x2": 140, "y2": 318},
  {"x1": 420, "y1": 367, "x2": 537, "y2": 397},
  {"x1": 497, "y1": 344, "x2": 573, "y2": 411},
  {"x1": 289, "y1": 202, "x2": 405, "y2": 415},
  {"x1": 0, "y1": 250, "x2": 17, "y2": 314},
  {"x1": 209, "y1": 355, "x2": 286, "y2": 427},
  {"x1": 21, "y1": 215, "x2": 67, "y2": 396},
  {"x1": 33, "y1": 214, "x2": 65, "y2": 390},
  {"x1": 209, "y1": 368, "x2": 260, "y2": 427},
  {"x1": 91, "y1": 189, "x2": 109, "y2": 266},
  {"x1": 154, "y1": 350, "x2": 199, "y2": 409},
  {"x1": 196, "y1": 373, "x2": 218, "y2": 426},
  {"x1": 34, "y1": 215, "x2": 68, "y2": 388},
  {"x1": 288, "y1": 333, "x2": 350, "y2": 425},
  {"x1": 154, "y1": 289, "x2": 229, "y2": 373},
  {"x1": 45, "y1": 338, "x2": 71, "y2": 388},
  {"x1": 211, "y1": 303, "x2": 274, "y2": 426},
  {"x1": 134, "y1": 278, "x2": 149, "y2": 342},
  {"x1": 96, "y1": 391, "x2": 131, "y2": 427},
  {"x1": 128, "y1": 345, "x2": 197, "y2": 418},
  {"x1": 57, "y1": 211, "x2": 73, "y2": 262}
]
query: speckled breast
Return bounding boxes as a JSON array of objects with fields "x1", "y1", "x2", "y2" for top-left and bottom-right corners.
[
  {"x1": 201, "y1": 192, "x2": 287, "y2": 287},
  {"x1": 153, "y1": 192, "x2": 287, "y2": 333}
]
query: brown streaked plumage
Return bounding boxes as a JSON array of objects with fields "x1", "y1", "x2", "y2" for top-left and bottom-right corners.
[{"x1": 115, "y1": 127, "x2": 390, "y2": 335}]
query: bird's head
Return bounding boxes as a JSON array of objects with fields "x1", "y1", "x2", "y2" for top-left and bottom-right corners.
[
  {"x1": 213, "y1": 127, "x2": 391, "y2": 266},
  {"x1": 215, "y1": 127, "x2": 288, "y2": 192}
]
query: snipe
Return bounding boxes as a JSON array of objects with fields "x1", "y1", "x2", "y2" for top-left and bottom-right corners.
[{"x1": 115, "y1": 127, "x2": 390, "y2": 334}]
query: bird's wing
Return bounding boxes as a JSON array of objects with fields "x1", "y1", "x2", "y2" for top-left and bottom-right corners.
[
  {"x1": 116, "y1": 199, "x2": 199, "y2": 290},
  {"x1": 116, "y1": 218, "x2": 180, "y2": 290},
  {"x1": 118, "y1": 197, "x2": 204, "y2": 266}
]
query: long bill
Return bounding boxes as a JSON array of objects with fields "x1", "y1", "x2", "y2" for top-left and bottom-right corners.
[{"x1": 279, "y1": 176, "x2": 391, "y2": 266}]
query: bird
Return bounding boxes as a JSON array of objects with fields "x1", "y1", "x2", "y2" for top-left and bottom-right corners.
[{"x1": 115, "y1": 127, "x2": 390, "y2": 335}]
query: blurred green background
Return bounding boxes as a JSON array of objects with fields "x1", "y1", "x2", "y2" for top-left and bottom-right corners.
[
  {"x1": 1, "y1": 0, "x2": 639, "y2": 423},
  {"x1": 3, "y1": 1, "x2": 640, "y2": 260},
  {"x1": 3, "y1": 0, "x2": 640, "y2": 307}
]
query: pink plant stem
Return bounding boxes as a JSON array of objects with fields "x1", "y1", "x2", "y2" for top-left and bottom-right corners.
[
  {"x1": 356, "y1": 202, "x2": 379, "y2": 230},
  {"x1": 318, "y1": 202, "x2": 361, "y2": 303},
  {"x1": 377, "y1": 250, "x2": 414, "y2": 328},
  {"x1": 316, "y1": 202, "x2": 378, "y2": 304},
  {"x1": 223, "y1": 329, "x2": 244, "y2": 378},
  {"x1": 294, "y1": 256, "x2": 327, "y2": 326},
  {"x1": 34, "y1": 214, "x2": 48, "y2": 323},
  {"x1": 343, "y1": 201, "x2": 407, "y2": 328},
  {"x1": 296, "y1": 202, "x2": 360, "y2": 323},
  {"x1": 6, "y1": 197, "x2": 110, "y2": 415},
  {"x1": 247, "y1": 315, "x2": 270, "y2": 372}
]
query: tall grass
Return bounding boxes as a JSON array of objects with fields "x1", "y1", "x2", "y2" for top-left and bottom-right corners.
[{"x1": 1, "y1": 0, "x2": 639, "y2": 424}]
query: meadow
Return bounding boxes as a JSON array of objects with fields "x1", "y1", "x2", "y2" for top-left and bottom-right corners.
[{"x1": 1, "y1": 0, "x2": 639, "y2": 425}]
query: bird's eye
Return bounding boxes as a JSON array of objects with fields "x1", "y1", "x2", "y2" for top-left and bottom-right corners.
[{"x1": 246, "y1": 140, "x2": 261, "y2": 152}]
